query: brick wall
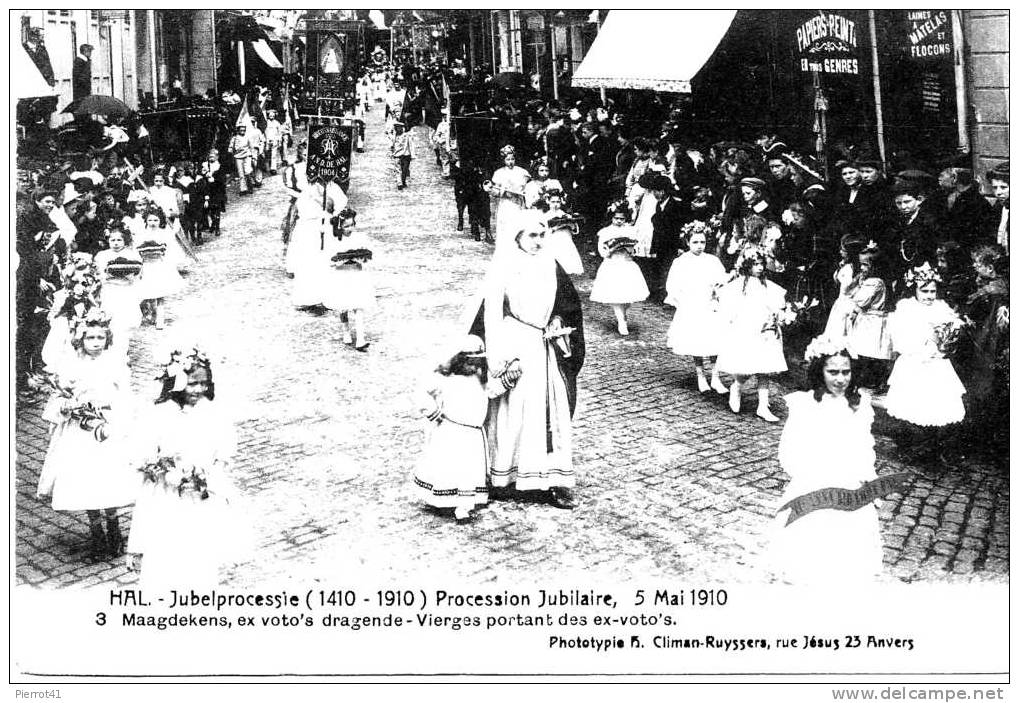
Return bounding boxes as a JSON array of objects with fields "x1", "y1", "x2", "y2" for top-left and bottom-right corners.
[{"x1": 964, "y1": 10, "x2": 1009, "y2": 181}]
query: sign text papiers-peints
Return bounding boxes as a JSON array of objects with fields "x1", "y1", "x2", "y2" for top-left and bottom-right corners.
[{"x1": 795, "y1": 12, "x2": 860, "y2": 75}]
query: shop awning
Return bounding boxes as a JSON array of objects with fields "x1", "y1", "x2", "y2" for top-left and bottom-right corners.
[
  {"x1": 250, "y1": 39, "x2": 283, "y2": 70},
  {"x1": 15, "y1": 46, "x2": 56, "y2": 100},
  {"x1": 572, "y1": 10, "x2": 736, "y2": 93}
]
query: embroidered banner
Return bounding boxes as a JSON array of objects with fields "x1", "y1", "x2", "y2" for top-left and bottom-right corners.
[{"x1": 780, "y1": 472, "x2": 911, "y2": 526}]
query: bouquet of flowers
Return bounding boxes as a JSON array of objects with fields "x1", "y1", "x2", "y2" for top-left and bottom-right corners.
[
  {"x1": 139, "y1": 455, "x2": 210, "y2": 500},
  {"x1": 30, "y1": 370, "x2": 109, "y2": 438},
  {"x1": 932, "y1": 318, "x2": 965, "y2": 357},
  {"x1": 136, "y1": 240, "x2": 167, "y2": 262},
  {"x1": 763, "y1": 296, "x2": 820, "y2": 337}
]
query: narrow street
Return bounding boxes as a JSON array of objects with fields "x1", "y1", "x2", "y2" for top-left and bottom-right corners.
[{"x1": 15, "y1": 105, "x2": 1009, "y2": 589}]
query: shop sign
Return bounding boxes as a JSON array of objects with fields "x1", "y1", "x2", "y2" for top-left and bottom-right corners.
[
  {"x1": 904, "y1": 10, "x2": 953, "y2": 61},
  {"x1": 306, "y1": 122, "x2": 353, "y2": 185},
  {"x1": 795, "y1": 12, "x2": 860, "y2": 75}
]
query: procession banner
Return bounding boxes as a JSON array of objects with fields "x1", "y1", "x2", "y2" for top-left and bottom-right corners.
[{"x1": 306, "y1": 121, "x2": 353, "y2": 189}]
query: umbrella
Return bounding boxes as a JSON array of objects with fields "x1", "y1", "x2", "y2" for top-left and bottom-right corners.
[
  {"x1": 62, "y1": 95, "x2": 132, "y2": 121},
  {"x1": 489, "y1": 72, "x2": 527, "y2": 90}
]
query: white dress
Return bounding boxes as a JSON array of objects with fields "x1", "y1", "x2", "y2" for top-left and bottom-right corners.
[
  {"x1": 413, "y1": 373, "x2": 504, "y2": 510},
  {"x1": 823, "y1": 264, "x2": 856, "y2": 338},
  {"x1": 769, "y1": 391, "x2": 884, "y2": 584},
  {"x1": 136, "y1": 227, "x2": 184, "y2": 300},
  {"x1": 884, "y1": 298, "x2": 966, "y2": 426},
  {"x1": 288, "y1": 182, "x2": 349, "y2": 307},
  {"x1": 490, "y1": 165, "x2": 531, "y2": 254},
  {"x1": 320, "y1": 230, "x2": 377, "y2": 312},
  {"x1": 543, "y1": 211, "x2": 585, "y2": 276},
  {"x1": 665, "y1": 251, "x2": 727, "y2": 357},
  {"x1": 95, "y1": 247, "x2": 143, "y2": 332},
  {"x1": 629, "y1": 186, "x2": 657, "y2": 259},
  {"x1": 715, "y1": 277, "x2": 788, "y2": 375},
  {"x1": 36, "y1": 352, "x2": 141, "y2": 511},
  {"x1": 484, "y1": 250, "x2": 575, "y2": 490},
  {"x1": 590, "y1": 224, "x2": 649, "y2": 304},
  {"x1": 127, "y1": 398, "x2": 248, "y2": 590}
]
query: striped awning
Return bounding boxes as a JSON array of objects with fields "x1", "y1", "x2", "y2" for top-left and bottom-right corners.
[{"x1": 572, "y1": 10, "x2": 736, "y2": 94}]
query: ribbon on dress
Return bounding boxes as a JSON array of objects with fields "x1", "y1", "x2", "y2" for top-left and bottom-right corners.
[{"x1": 779, "y1": 472, "x2": 911, "y2": 526}]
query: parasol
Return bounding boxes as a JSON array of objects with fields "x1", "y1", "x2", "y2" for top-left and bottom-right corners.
[{"x1": 62, "y1": 95, "x2": 132, "y2": 121}]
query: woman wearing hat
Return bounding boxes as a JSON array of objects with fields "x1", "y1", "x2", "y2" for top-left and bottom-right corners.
[{"x1": 486, "y1": 145, "x2": 531, "y2": 253}]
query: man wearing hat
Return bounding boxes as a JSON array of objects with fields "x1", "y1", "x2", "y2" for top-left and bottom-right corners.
[
  {"x1": 431, "y1": 108, "x2": 453, "y2": 179},
  {"x1": 887, "y1": 179, "x2": 943, "y2": 289},
  {"x1": 988, "y1": 162, "x2": 1009, "y2": 253},
  {"x1": 72, "y1": 43, "x2": 93, "y2": 101},
  {"x1": 647, "y1": 173, "x2": 687, "y2": 303},
  {"x1": 931, "y1": 167, "x2": 994, "y2": 249},
  {"x1": 740, "y1": 176, "x2": 776, "y2": 221},
  {"x1": 764, "y1": 150, "x2": 801, "y2": 214},
  {"x1": 390, "y1": 120, "x2": 414, "y2": 190}
]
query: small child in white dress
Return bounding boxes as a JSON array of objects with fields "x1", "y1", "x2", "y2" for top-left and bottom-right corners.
[
  {"x1": 715, "y1": 246, "x2": 788, "y2": 422},
  {"x1": 770, "y1": 337, "x2": 885, "y2": 584},
  {"x1": 885, "y1": 263, "x2": 966, "y2": 463},
  {"x1": 127, "y1": 348, "x2": 248, "y2": 589},
  {"x1": 541, "y1": 188, "x2": 584, "y2": 275},
  {"x1": 37, "y1": 311, "x2": 138, "y2": 562},
  {"x1": 590, "y1": 202, "x2": 650, "y2": 335},
  {"x1": 412, "y1": 336, "x2": 513, "y2": 523},
  {"x1": 322, "y1": 208, "x2": 377, "y2": 351},
  {"x1": 136, "y1": 207, "x2": 185, "y2": 329},
  {"x1": 665, "y1": 223, "x2": 729, "y2": 393}
]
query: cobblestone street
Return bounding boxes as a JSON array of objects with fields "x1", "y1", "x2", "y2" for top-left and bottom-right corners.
[{"x1": 15, "y1": 106, "x2": 1009, "y2": 590}]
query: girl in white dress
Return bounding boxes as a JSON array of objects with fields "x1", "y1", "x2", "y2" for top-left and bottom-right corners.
[
  {"x1": 486, "y1": 145, "x2": 531, "y2": 255},
  {"x1": 289, "y1": 180, "x2": 349, "y2": 309},
  {"x1": 844, "y1": 246, "x2": 892, "y2": 388},
  {"x1": 823, "y1": 234, "x2": 867, "y2": 338},
  {"x1": 413, "y1": 336, "x2": 512, "y2": 522},
  {"x1": 540, "y1": 188, "x2": 584, "y2": 275},
  {"x1": 321, "y1": 208, "x2": 377, "y2": 351},
  {"x1": 41, "y1": 253, "x2": 102, "y2": 374},
  {"x1": 94, "y1": 225, "x2": 143, "y2": 360},
  {"x1": 523, "y1": 159, "x2": 563, "y2": 209},
  {"x1": 590, "y1": 201, "x2": 649, "y2": 335},
  {"x1": 136, "y1": 207, "x2": 185, "y2": 329},
  {"x1": 127, "y1": 349, "x2": 247, "y2": 589},
  {"x1": 770, "y1": 337, "x2": 884, "y2": 583},
  {"x1": 885, "y1": 263, "x2": 966, "y2": 462},
  {"x1": 37, "y1": 312, "x2": 138, "y2": 561},
  {"x1": 715, "y1": 246, "x2": 788, "y2": 422},
  {"x1": 665, "y1": 223, "x2": 729, "y2": 393}
]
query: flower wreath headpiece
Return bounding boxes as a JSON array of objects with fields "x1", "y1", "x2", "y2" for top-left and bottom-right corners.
[
  {"x1": 70, "y1": 308, "x2": 112, "y2": 341},
  {"x1": 803, "y1": 335, "x2": 856, "y2": 363},
  {"x1": 903, "y1": 261, "x2": 942, "y2": 288},
  {"x1": 680, "y1": 219, "x2": 712, "y2": 239},
  {"x1": 499, "y1": 144, "x2": 516, "y2": 157},
  {"x1": 158, "y1": 345, "x2": 211, "y2": 392}
]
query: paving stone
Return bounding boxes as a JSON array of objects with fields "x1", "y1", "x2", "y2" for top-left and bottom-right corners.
[{"x1": 14, "y1": 107, "x2": 1008, "y2": 587}]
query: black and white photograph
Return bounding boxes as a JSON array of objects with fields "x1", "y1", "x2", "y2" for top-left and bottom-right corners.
[{"x1": 10, "y1": 7, "x2": 1010, "y2": 692}]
